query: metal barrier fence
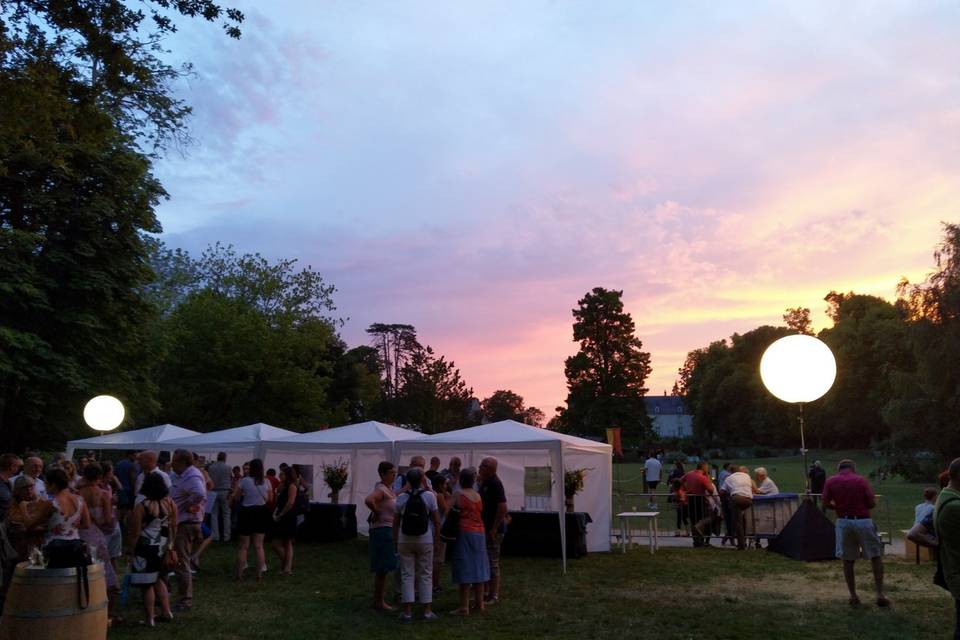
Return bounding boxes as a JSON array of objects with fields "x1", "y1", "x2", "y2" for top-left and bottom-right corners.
[{"x1": 612, "y1": 491, "x2": 894, "y2": 547}]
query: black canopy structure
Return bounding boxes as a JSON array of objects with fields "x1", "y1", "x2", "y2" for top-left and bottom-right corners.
[{"x1": 768, "y1": 500, "x2": 837, "y2": 561}]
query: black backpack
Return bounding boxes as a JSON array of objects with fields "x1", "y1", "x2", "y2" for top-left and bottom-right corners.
[{"x1": 401, "y1": 489, "x2": 430, "y2": 536}]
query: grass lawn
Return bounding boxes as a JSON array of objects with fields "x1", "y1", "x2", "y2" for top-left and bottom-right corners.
[
  {"x1": 108, "y1": 540, "x2": 955, "y2": 640},
  {"x1": 613, "y1": 450, "x2": 933, "y2": 535}
]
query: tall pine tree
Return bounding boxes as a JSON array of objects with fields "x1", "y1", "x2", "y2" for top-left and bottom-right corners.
[{"x1": 555, "y1": 288, "x2": 652, "y2": 438}]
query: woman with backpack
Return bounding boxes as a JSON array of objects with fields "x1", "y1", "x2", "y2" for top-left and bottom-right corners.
[
  {"x1": 449, "y1": 467, "x2": 489, "y2": 616},
  {"x1": 393, "y1": 467, "x2": 441, "y2": 623},
  {"x1": 271, "y1": 465, "x2": 301, "y2": 575},
  {"x1": 231, "y1": 458, "x2": 274, "y2": 581}
]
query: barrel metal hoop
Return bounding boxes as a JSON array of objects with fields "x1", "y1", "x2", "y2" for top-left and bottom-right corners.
[
  {"x1": 6, "y1": 600, "x2": 108, "y2": 619},
  {"x1": 14, "y1": 563, "x2": 104, "y2": 578}
]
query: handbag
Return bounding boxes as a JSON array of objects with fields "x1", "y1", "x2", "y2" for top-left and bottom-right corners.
[
  {"x1": 43, "y1": 539, "x2": 93, "y2": 610},
  {"x1": 162, "y1": 546, "x2": 179, "y2": 572},
  {"x1": 44, "y1": 538, "x2": 92, "y2": 569},
  {"x1": 440, "y1": 502, "x2": 461, "y2": 542}
]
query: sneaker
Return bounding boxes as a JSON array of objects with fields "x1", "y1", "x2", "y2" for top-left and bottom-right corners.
[
  {"x1": 172, "y1": 602, "x2": 192, "y2": 613},
  {"x1": 423, "y1": 612, "x2": 439, "y2": 621},
  {"x1": 260, "y1": 564, "x2": 268, "y2": 573},
  {"x1": 483, "y1": 594, "x2": 499, "y2": 605},
  {"x1": 398, "y1": 613, "x2": 413, "y2": 624}
]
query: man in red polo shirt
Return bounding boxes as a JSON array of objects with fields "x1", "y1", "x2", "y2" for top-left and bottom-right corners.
[
  {"x1": 682, "y1": 462, "x2": 717, "y2": 548},
  {"x1": 821, "y1": 459, "x2": 890, "y2": 608}
]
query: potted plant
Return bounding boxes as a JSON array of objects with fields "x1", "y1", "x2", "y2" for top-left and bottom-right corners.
[
  {"x1": 321, "y1": 458, "x2": 349, "y2": 504},
  {"x1": 564, "y1": 468, "x2": 590, "y2": 513}
]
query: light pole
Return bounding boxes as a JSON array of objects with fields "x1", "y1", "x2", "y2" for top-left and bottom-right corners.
[
  {"x1": 759, "y1": 335, "x2": 836, "y2": 493},
  {"x1": 83, "y1": 395, "x2": 125, "y2": 432}
]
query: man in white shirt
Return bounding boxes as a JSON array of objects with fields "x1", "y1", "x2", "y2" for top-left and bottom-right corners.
[
  {"x1": 134, "y1": 450, "x2": 172, "y2": 500},
  {"x1": 720, "y1": 466, "x2": 757, "y2": 550},
  {"x1": 393, "y1": 456, "x2": 429, "y2": 492},
  {"x1": 643, "y1": 453, "x2": 662, "y2": 510},
  {"x1": 754, "y1": 467, "x2": 780, "y2": 495},
  {"x1": 11, "y1": 456, "x2": 46, "y2": 499}
]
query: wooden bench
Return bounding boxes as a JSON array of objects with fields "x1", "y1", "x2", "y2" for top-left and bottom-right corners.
[{"x1": 901, "y1": 529, "x2": 935, "y2": 564}]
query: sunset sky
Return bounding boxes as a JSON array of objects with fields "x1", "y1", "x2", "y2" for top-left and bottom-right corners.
[{"x1": 154, "y1": 1, "x2": 958, "y2": 418}]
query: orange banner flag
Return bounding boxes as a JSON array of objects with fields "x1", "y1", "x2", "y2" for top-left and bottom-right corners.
[{"x1": 605, "y1": 427, "x2": 623, "y2": 457}]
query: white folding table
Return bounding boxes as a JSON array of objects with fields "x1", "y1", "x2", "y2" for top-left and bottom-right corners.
[{"x1": 617, "y1": 511, "x2": 660, "y2": 554}]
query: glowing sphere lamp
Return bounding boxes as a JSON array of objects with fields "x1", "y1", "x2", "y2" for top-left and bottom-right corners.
[
  {"x1": 83, "y1": 395, "x2": 125, "y2": 432},
  {"x1": 760, "y1": 335, "x2": 836, "y2": 492}
]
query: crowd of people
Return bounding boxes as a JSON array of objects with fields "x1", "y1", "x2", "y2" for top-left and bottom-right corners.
[
  {"x1": 0, "y1": 448, "x2": 312, "y2": 627},
  {"x1": 1, "y1": 447, "x2": 959, "y2": 635},
  {"x1": 642, "y1": 454, "x2": 784, "y2": 549},
  {"x1": 0, "y1": 449, "x2": 510, "y2": 627},
  {"x1": 364, "y1": 455, "x2": 508, "y2": 621}
]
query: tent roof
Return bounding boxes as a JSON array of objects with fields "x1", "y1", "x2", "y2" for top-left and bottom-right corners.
[
  {"x1": 267, "y1": 421, "x2": 424, "y2": 446},
  {"x1": 164, "y1": 423, "x2": 296, "y2": 448},
  {"x1": 413, "y1": 420, "x2": 612, "y2": 451},
  {"x1": 68, "y1": 424, "x2": 199, "y2": 449}
]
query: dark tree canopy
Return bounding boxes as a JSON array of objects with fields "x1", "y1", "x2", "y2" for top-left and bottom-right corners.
[
  {"x1": 147, "y1": 243, "x2": 373, "y2": 431},
  {"x1": 481, "y1": 389, "x2": 544, "y2": 426},
  {"x1": 555, "y1": 288, "x2": 652, "y2": 438},
  {"x1": 0, "y1": 1, "x2": 240, "y2": 448},
  {"x1": 815, "y1": 292, "x2": 911, "y2": 448},
  {"x1": 884, "y1": 222, "x2": 960, "y2": 456},
  {"x1": 783, "y1": 307, "x2": 813, "y2": 335},
  {"x1": 396, "y1": 344, "x2": 473, "y2": 434}
]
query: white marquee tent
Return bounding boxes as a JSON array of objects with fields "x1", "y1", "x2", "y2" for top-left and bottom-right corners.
[
  {"x1": 261, "y1": 421, "x2": 425, "y2": 533},
  {"x1": 66, "y1": 424, "x2": 199, "y2": 458},
  {"x1": 395, "y1": 420, "x2": 612, "y2": 570},
  {"x1": 163, "y1": 423, "x2": 297, "y2": 464}
]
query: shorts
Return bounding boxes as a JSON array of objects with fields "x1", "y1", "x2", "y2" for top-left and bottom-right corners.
[
  {"x1": 646, "y1": 480, "x2": 660, "y2": 491},
  {"x1": 485, "y1": 533, "x2": 504, "y2": 578},
  {"x1": 237, "y1": 505, "x2": 270, "y2": 536},
  {"x1": 836, "y1": 517, "x2": 883, "y2": 560}
]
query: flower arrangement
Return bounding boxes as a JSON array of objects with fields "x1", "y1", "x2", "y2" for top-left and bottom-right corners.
[
  {"x1": 321, "y1": 458, "x2": 349, "y2": 502},
  {"x1": 564, "y1": 468, "x2": 590, "y2": 498}
]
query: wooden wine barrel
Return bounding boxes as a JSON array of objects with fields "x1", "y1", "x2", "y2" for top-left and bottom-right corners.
[{"x1": 0, "y1": 562, "x2": 107, "y2": 640}]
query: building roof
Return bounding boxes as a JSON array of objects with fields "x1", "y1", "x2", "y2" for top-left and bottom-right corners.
[{"x1": 644, "y1": 395, "x2": 689, "y2": 415}]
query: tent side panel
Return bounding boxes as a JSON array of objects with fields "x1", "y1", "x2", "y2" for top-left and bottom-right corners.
[{"x1": 564, "y1": 448, "x2": 612, "y2": 552}]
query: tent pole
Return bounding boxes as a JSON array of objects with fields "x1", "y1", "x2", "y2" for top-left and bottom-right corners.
[{"x1": 553, "y1": 442, "x2": 567, "y2": 574}]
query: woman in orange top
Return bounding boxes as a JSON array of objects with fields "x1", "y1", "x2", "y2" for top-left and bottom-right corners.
[{"x1": 449, "y1": 467, "x2": 489, "y2": 616}]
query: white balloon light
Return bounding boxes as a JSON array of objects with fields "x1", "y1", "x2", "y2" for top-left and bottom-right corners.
[
  {"x1": 83, "y1": 395, "x2": 125, "y2": 432},
  {"x1": 760, "y1": 335, "x2": 837, "y2": 403}
]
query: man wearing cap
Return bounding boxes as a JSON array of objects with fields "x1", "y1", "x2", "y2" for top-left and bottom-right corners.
[{"x1": 822, "y1": 459, "x2": 890, "y2": 608}]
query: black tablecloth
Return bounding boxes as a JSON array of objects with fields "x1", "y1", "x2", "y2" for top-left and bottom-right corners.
[
  {"x1": 297, "y1": 503, "x2": 358, "y2": 543},
  {"x1": 502, "y1": 511, "x2": 592, "y2": 559}
]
